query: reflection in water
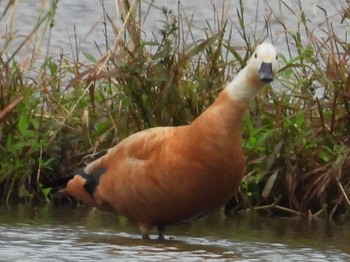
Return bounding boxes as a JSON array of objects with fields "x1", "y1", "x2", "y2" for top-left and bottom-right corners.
[{"x1": 0, "y1": 205, "x2": 349, "y2": 261}]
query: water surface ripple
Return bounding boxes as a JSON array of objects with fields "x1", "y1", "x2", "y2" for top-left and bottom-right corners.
[{"x1": 0, "y1": 206, "x2": 349, "y2": 262}]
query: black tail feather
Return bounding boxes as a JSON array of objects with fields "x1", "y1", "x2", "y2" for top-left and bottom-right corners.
[{"x1": 43, "y1": 150, "x2": 107, "y2": 189}]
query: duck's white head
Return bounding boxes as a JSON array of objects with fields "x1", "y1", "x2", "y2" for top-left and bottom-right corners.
[
  {"x1": 228, "y1": 42, "x2": 279, "y2": 102},
  {"x1": 247, "y1": 42, "x2": 279, "y2": 83}
]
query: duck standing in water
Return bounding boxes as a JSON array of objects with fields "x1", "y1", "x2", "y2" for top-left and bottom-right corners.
[{"x1": 45, "y1": 42, "x2": 279, "y2": 239}]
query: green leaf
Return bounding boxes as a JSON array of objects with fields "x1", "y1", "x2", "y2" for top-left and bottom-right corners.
[
  {"x1": 40, "y1": 186, "x2": 51, "y2": 197},
  {"x1": 295, "y1": 112, "x2": 304, "y2": 127},
  {"x1": 18, "y1": 115, "x2": 29, "y2": 135},
  {"x1": 318, "y1": 150, "x2": 331, "y2": 162},
  {"x1": 83, "y1": 52, "x2": 97, "y2": 63},
  {"x1": 262, "y1": 170, "x2": 279, "y2": 198},
  {"x1": 41, "y1": 158, "x2": 55, "y2": 169}
]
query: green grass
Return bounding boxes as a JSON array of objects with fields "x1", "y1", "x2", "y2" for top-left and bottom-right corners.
[{"x1": 0, "y1": 0, "x2": 349, "y2": 219}]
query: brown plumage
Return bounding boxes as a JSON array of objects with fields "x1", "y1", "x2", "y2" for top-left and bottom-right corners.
[{"x1": 46, "y1": 42, "x2": 279, "y2": 239}]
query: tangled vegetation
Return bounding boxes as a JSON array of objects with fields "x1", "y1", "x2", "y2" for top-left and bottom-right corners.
[{"x1": 0, "y1": 0, "x2": 349, "y2": 219}]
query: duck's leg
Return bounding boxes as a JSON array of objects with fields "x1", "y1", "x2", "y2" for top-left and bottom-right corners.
[
  {"x1": 142, "y1": 234, "x2": 150, "y2": 240},
  {"x1": 157, "y1": 225, "x2": 166, "y2": 240},
  {"x1": 138, "y1": 223, "x2": 152, "y2": 240}
]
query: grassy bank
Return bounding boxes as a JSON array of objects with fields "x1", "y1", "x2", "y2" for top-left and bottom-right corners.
[{"x1": 0, "y1": 0, "x2": 349, "y2": 219}]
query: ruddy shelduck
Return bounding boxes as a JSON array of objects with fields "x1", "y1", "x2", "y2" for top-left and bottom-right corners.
[{"x1": 46, "y1": 42, "x2": 279, "y2": 239}]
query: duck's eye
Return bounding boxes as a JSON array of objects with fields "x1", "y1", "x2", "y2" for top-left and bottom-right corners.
[{"x1": 254, "y1": 53, "x2": 257, "y2": 59}]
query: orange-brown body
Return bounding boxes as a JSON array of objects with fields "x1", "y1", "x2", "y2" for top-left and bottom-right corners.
[
  {"x1": 62, "y1": 90, "x2": 246, "y2": 236},
  {"x1": 52, "y1": 42, "x2": 279, "y2": 239},
  {"x1": 99, "y1": 91, "x2": 245, "y2": 232}
]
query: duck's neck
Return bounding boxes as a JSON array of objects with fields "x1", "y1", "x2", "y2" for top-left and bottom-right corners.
[
  {"x1": 191, "y1": 88, "x2": 248, "y2": 136},
  {"x1": 191, "y1": 66, "x2": 266, "y2": 133},
  {"x1": 226, "y1": 66, "x2": 263, "y2": 104}
]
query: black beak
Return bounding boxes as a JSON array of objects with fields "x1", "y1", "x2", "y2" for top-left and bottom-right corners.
[{"x1": 259, "y1": 62, "x2": 274, "y2": 83}]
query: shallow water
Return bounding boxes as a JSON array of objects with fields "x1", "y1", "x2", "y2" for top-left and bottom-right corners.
[{"x1": 0, "y1": 205, "x2": 349, "y2": 261}]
